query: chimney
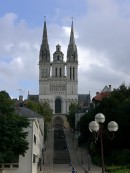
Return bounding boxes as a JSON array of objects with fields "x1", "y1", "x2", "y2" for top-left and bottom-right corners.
[
  {"x1": 109, "y1": 85, "x2": 111, "y2": 91},
  {"x1": 19, "y1": 95, "x2": 23, "y2": 101},
  {"x1": 96, "y1": 92, "x2": 99, "y2": 95}
]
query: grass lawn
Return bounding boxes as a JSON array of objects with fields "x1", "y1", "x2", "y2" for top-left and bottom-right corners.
[
  {"x1": 106, "y1": 166, "x2": 130, "y2": 173},
  {"x1": 111, "y1": 169, "x2": 130, "y2": 173}
]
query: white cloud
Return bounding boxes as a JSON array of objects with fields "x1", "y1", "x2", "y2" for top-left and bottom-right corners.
[
  {"x1": 0, "y1": 13, "x2": 41, "y2": 97},
  {"x1": 0, "y1": 0, "x2": 130, "y2": 98},
  {"x1": 76, "y1": 0, "x2": 130, "y2": 96}
]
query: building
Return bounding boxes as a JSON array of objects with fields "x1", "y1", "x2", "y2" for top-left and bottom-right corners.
[
  {"x1": 92, "y1": 85, "x2": 112, "y2": 106},
  {"x1": 28, "y1": 19, "x2": 91, "y2": 128},
  {"x1": 39, "y1": 19, "x2": 78, "y2": 115},
  {"x1": 0, "y1": 107, "x2": 44, "y2": 173}
]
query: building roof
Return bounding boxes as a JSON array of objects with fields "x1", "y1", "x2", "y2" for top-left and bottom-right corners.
[
  {"x1": 28, "y1": 94, "x2": 39, "y2": 102},
  {"x1": 78, "y1": 94, "x2": 91, "y2": 107},
  {"x1": 102, "y1": 85, "x2": 111, "y2": 92},
  {"x1": 15, "y1": 107, "x2": 44, "y2": 135},
  {"x1": 15, "y1": 107, "x2": 43, "y2": 119},
  {"x1": 92, "y1": 85, "x2": 112, "y2": 102},
  {"x1": 93, "y1": 92, "x2": 110, "y2": 101}
]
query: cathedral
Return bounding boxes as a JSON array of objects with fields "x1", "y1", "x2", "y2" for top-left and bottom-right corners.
[
  {"x1": 28, "y1": 19, "x2": 91, "y2": 125},
  {"x1": 39, "y1": 20, "x2": 78, "y2": 115}
]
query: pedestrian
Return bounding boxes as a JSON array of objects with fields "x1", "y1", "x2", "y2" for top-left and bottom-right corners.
[
  {"x1": 69, "y1": 161, "x2": 72, "y2": 171},
  {"x1": 72, "y1": 167, "x2": 76, "y2": 173}
]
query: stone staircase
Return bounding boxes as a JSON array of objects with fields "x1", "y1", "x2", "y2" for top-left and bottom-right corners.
[{"x1": 53, "y1": 129, "x2": 70, "y2": 164}]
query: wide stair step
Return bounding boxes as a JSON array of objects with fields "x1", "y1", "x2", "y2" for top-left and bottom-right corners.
[
  {"x1": 53, "y1": 151, "x2": 70, "y2": 164},
  {"x1": 53, "y1": 129, "x2": 70, "y2": 164}
]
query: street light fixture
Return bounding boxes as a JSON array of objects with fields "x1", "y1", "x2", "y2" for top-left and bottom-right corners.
[{"x1": 89, "y1": 113, "x2": 118, "y2": 173}]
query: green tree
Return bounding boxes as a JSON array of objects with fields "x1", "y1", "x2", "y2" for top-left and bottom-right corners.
[
  {"x1": 0, "y1": 91, "x2": 14, "y2": 115},
  {"x1": 26, "y1": 100, "x2": 53, "y2": 124},
  {"x1": 26, "y1": 100, "x2": 53, "y2": 140},
  {"x1": 0, "y1": 91, "x2": 29, "y2": 163},
  {"x1": 79, "y1": 83, "x2": 130, "y2": 165},
  {"x1": 66, "y1": 103, "x2": 79, "y2": 130}
]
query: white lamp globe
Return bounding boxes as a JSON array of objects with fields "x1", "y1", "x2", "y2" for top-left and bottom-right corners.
[
  {"x1": 108, "y1": 121, "x2": 118, "y2": 132},
  {"x1": 89, "y1": 121, "x2": 99, "y2": 132},
  {"x1": 95, "y1": 113, "x2": 105, "y2": 123}
]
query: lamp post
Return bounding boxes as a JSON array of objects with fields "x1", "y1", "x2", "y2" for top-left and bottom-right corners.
[{"x1": 89, "y1": 113, "x2": 118, "y2": 173}]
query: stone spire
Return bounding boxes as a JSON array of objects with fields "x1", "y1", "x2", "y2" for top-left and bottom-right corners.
[
  {"x1": 67, "y1": 19, "x2": 78, "y2": 62},
  {"x1": 39, "y1": 17, "x2": 50, "y2": 62},
  {"x1": 69, "y1": 20, "x2": 75, "y2": 45},
  {"x1": 42, "y1": 17, "x2": 48, "y2": 44}
]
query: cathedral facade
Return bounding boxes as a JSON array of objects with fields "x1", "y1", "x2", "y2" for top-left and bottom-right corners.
[{"x1": 39, "y1": 20, "x2": 78, "y2": 114}]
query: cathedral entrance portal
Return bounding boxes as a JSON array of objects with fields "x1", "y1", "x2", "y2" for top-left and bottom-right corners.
[
  {"x1": 55, "y1": 98, "x2": 61, "y2": 113},
  {"x1": 53, "y1": 116, "x2": 64, "y2": 129},
  {"x1": 52, "y1": 115, "x2": 69, "y2": 129}
]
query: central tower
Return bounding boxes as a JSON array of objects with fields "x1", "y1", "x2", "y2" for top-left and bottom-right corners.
[{"x1": 39, "y1": 19, "x2": 78, "y2": 115}]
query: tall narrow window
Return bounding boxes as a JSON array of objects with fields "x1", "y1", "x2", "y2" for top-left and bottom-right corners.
[
  {"x1": 55, "y1": 68, "x2": 57, "y2": 77},
  {"x1": 74, "y1": 54, "x2": 75, "y2": 61},
  {"x1": 70, "y1": 67, "x2": 71, "y2": 79},
  {"x1": 33, "y1": 154, "x2": 36, "y2": 163},
  {"x1": 46, "y1": 51, "x2": 47, "y2": 61},
  {"x1": 73, "y1": 67, "x2": 75, "y2": 79},
  {"x1": 34, "y1": 135, "x2": 36, "y2": 144},
  {"x1": 41, "y1": 69, "x2": 44, "y2": 78},
  {"x1": 60, "y1": 68, "x2": 62, "y2": 77},
  {"x1": 46, "y1": 68, "x2": 47, "y2": 77}
]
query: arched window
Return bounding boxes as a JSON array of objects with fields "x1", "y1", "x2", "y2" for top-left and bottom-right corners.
[{"x1": 55, "y1": 98, "x2": 61, "y2": 113}]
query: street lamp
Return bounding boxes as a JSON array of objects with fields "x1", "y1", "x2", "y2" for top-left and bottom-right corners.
[{"x1": 89, "y1": 113, "x2": 118, "y2": 173}]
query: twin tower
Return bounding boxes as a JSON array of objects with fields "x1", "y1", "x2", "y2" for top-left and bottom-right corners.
[{"x1": 39, "y1": 20, "x2": 78, "y2": 114}]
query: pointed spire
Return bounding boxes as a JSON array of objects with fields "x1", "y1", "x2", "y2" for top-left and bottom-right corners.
[
  {"x1": 67, "y1": 18, "x2": 78, "y2": 62},
  {"x1": 69, "y1": 17, "x2": 75, "y2": 45},
  {"x1": 42, "y1": 16, "x2": 48, "y2": 44},
  {"x1": 39, "y1": 17, "x2": 50, "y2": 62}
]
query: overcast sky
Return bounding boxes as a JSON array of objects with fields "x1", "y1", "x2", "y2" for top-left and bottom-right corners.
[{"x1": 0, "y1": 0, "x2": 130, "y2": 99}]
